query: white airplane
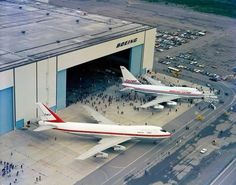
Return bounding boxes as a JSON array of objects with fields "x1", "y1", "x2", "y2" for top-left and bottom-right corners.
[
  {"x1": 34, "y1": 103, "x2": 171, "y2": 160},
  {"x1": 120, "y1": 66, "x2": 203, "y2": 110}
]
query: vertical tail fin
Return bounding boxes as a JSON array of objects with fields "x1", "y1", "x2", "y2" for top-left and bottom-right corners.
[
  {"x1": 120, "y1": 66, "x2": 141, "y2": 84},
  {"x1": 36, "y1": 103, "x2": 64, "y2": 123}
]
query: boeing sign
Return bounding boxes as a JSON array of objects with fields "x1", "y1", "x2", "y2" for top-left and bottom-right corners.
[{"x1": 116, "y1": 38, "x2": 138, "y2": 48}]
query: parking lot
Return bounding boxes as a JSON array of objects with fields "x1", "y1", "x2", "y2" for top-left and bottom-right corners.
[
  {"x1": 155, "y1": 29, "x2": 206, "y2": 52},
  {"x1": 158, "y1": 51, "x2": 221, "y2": 79}
]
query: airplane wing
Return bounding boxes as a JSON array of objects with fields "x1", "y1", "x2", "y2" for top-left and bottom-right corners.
[
  {"x1": 34, "y1": 125, "x2": 56, "y2": 131},
  {"x1": 76, "y1": 136, "x2": 131, "y2": 160},
  {"x1": 142, "y1": 75, "x2": 165, "y2": 86},
  {"x1": 140, "y1": 95, "x2": 180, "y2": 108},
  {"x1": 83, "y1": 105, "x2": 115, "y2": 124}
]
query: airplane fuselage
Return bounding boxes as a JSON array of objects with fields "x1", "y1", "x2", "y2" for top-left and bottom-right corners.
[
  {"x1": 35, "y1": 102, "x2": 172, "y2": 160},
  {"x1": 46, "y1": 122, "x2": 171, "y2": 139},
  {"x1": 122, "y1": 83, "x2": 203, "y2": 98}
]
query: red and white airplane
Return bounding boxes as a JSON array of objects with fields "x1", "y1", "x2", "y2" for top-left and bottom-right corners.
[
  {"x1": 35, "y1": 103, "x2": 171, "y2": 160},
  {"x1": 120, "y1": 66, "x2": 203, "y2": 110}
]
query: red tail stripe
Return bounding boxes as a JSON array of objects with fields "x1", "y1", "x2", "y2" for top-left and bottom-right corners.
[{"x1": 43, "y1": 104, "x2": 64, "y2": 123}]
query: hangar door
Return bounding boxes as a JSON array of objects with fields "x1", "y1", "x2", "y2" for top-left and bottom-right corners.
[
  {"x1": 66, "y1": 48, "x2": 131, "y2": 107},
  {"x1": 57, "y1": 44, "x2": 143, "y2": 110},
  {"x1": 0, "y1": 87, "x2": 14, "y2": 134}
]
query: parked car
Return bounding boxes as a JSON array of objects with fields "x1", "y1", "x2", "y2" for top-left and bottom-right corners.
[{"x1": 200, "y1": 148, "x2": 207, "y2": 154}]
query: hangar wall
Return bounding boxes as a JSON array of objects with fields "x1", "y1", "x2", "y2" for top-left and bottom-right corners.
[
  {"x1": 37, "y1": 58, "x2": 57, "y2": 112},
  {"x1": 142, "y1": 28, "x2": 156, "y2": 71},
  {"x1": 58, "y1": 32, "x2": 145, "y2": 71},
  {"x1": 15, "y1": 63, "x2": 37, "y2": 128},
  {"x1": 0, "y1": 70, "x2": 13, "y2": 90}
]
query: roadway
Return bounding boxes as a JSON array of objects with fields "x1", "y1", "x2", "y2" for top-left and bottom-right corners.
[
  {"x1": 210, "y1": 159, "x2": 236, "y2": 185},
  {"x1": 75, "y1": 71, "x2": 236, "y2": 185}
]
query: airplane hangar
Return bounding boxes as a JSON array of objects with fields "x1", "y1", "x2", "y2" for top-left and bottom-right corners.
[{"x1": 0, "y1": 0, "x2": 156, "y2": 134}]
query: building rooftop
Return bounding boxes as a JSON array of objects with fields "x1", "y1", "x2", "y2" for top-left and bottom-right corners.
[{"x1": 0, "y1": 0, "x2": 153, "y2": 72}]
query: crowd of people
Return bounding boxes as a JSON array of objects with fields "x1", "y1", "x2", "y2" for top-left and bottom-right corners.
[
  {"x1": 0, "y1": 155, "x2": 24, "y2": 185},
  {"x1": 66, "y1": 73, "x2": 193, "y2": 121}
]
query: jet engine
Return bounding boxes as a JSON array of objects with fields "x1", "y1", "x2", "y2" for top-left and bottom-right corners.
[
  {"x1": 166, "y1": 101, "x2": 177, "y2": 106},
  {"x1": 113, "y1": 145, "x2": 126, "y2": 151},
  {"x1": 153, "y1": 104, "x2": 164, "y2": 110},
  {"x1": 94, "y1": 152, "x2": 108, "y2": 159}
]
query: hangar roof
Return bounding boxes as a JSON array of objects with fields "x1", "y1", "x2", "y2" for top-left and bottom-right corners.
[{"x1": 0, "y1": 0, "x2": 153, "y2": 72}]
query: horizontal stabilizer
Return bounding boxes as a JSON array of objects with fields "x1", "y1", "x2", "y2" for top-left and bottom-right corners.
[
  {"x1": 34, "y1": 125, "x2": 56, "y2": 132},
  {"x1": 120, "y1": 87, "x2": 134, "y2": 91},
  {"x1": 142, "y1": 75, "x2": 165, "y2": 86}
]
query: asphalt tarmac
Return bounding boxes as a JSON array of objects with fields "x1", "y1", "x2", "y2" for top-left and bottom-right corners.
[
  {"x1": 210, "y1": 158, "x2": 236, "y2": 185},
  {"x1": 75, "y1": 71, "x2": 236, "y2": 185}
]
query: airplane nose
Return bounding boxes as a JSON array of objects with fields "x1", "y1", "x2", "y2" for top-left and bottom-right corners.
[{"x1": 167, "y1": 132, "x2": 172, "y2": 137}]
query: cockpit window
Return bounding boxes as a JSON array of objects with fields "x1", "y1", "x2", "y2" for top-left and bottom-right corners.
[{"x1": 161, "y1": 129, "x2": 167, "y2": 132}]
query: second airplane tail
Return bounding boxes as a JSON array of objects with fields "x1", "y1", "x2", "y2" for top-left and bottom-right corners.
[{"x1": 120, "y1": 66, "x2": 141, "y2": 85}]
